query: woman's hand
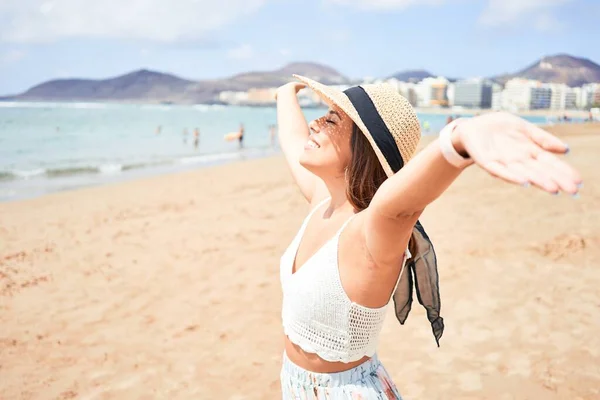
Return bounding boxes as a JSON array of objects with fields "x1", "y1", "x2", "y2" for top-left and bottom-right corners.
[
  {"x1": 454, "y1": 112, "x2": 582, "y2": 195},
  {"x1": 274, "y1": 82, "x2": 307, "y2": 100}
]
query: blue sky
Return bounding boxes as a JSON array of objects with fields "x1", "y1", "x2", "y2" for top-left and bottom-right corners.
[{"x1": 0, "y1": 0, "x2": 598, "y2": 95}]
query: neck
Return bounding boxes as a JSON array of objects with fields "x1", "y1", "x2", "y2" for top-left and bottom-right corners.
[{"x1": 322, "y1": 173, "x2": 351, "y2": 212}]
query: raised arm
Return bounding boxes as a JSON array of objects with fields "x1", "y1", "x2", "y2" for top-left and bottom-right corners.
[
  {"x1": 364, "y1": 112, "x2": 582, "y2": 266},
  {"x1": 275, "y1": 83, "x2": 326, "y2": 204}
]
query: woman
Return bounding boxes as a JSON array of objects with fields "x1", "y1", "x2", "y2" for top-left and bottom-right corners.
[{"x1": 275, "y1": 75, "x2": 581, "y2": 399}]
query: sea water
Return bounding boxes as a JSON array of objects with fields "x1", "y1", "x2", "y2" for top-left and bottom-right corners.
[{"x1": 0, "y1": 102, "x2": 555, "y2": 202}]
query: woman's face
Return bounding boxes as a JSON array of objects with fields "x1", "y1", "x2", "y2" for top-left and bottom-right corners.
[{"x1": 299, "y1": 106, "x2": 354, "y2": 178}]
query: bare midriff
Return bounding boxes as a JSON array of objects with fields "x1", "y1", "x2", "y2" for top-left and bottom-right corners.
[{"x1": 284, "y1": 336, "x2": 371, "y2": 373}]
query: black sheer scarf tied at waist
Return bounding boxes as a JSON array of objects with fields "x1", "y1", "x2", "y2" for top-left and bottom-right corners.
[{"x1": 393, "y1": 220, "x2": 444, "y2": 346}]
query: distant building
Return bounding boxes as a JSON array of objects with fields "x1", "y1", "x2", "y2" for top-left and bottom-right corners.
[
  {"x1": 384, "y1": 78, "x2": 402, "y2": 92},
  {"x1": 416, "y1": 77, "x2": 449, "y2": 107},
  {"x1": 247, "y1": 88, "x2": 277, "y2": 105},
  {"x1": 491, "y1": 83, "x2": 503, "y2": 110},
  {"x1": 453, "y1": 78, "x2": 493, "y2": 109},
  {"x1": 430, "y1": 82, "x2": 449, "y2": 107},
  {"x1": 565, "y1": 89, "x2": 579, "y2": 110},
  {"x1": 218, "y1": 91, "x2": 249, "y2": 105},
  {"x1": 502, "y1": 78, "x2": 541, "y2": 112},
  {"x1": 530, "y1": 86, "x2": 552, "y2": 109},
  {"x1": 446, "y1": 83, "x2": 455, "y2": 107},
  {"x1": 548, "y1": 83, "x2": 579, "y2": 110},
  {"x1": 582, "y1": 83, "x2": 600, "y2": 109},
  {"x1": 401, "y1": 83, "x2": 419, "y2": 106}
]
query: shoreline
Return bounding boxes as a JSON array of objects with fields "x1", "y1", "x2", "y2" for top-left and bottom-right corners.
[
  {"x1": 0, "y1": 146, "x2": 278, "y2": 203},
  {"x1": 1, "y1": 122, "x2": 597, "y2": 203}
]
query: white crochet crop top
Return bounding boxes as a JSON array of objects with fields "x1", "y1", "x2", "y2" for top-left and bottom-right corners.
[{"x1": 280, "y1": 198, "x2": 410, "y2": 363}]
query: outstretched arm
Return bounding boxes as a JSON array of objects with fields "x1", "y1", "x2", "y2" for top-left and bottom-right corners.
[
  {"x1": 275, "y1": 82, "x2": 326, "y2": 204},
  {"x1": 364, "y1": 112, "x2": 582, "y2": 266}
]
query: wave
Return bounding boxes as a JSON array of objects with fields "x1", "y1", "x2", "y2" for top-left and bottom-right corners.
[
  {"x1": 14, "y1": 168, "x2": 46, "y2": 178},
  {"x1": 192, "y1": 104, "x2": 226, "y2": 112},
  {"x1": 0, "y1": 171, "x2": 16, "y2": 181},
  {"x1": 70, "y1": 102, "x2": 109, "y2": 109},
  {"x1": 46, "y1": 166, "x2": 103, "y2": 177},
  {"x1": 0, "y1": 151, "x2": 248, "y2": 182},
  {"x1": 1, "y1": 164, "x2": 130, "y2": 181},
  {"x1": 178, "y1": 152, "x2": 241, "y2": 165}
]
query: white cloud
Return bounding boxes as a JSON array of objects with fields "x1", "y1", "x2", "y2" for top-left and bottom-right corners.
[
  {"x1": 0, "y1": 0, "x2": 267, "y2": 43},
  {"x1": 227, "y1": 44, "x2": 254, "y2": 60},
  {"x1": 479, "y1": 0, "x2": 573, "y2": 30},
  {"x1": 324, "y1": 0, "x2": 445, "y2": 11},
  {"x1": 0, "y1": 49, "x2": 27, "y2": 64}
]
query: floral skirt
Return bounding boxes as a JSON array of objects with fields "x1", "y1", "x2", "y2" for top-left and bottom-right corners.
[{"x1": 280, "y1": 353, "x2": 402, "y2": 399}]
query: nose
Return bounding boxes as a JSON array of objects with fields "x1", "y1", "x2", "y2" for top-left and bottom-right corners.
[{"x1": 308, "y1": 119, "x2": 320, "y2": 134}]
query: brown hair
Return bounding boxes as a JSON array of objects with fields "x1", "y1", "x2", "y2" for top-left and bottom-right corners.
[
  {"x1": 345, "y1": 123, "x2": 388, "y2": 212},
  {"x1": 346, "y1": 123, "x2": 418, "y2": 256}
]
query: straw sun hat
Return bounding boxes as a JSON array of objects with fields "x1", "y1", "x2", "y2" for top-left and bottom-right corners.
[{"x1": 293, "y1": 74, "x2": 422, "y2": 178}]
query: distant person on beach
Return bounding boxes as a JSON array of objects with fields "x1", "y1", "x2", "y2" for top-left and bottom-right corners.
[
  {"x1": 193, "y1": 128, "x2": 200, "y2": 150},
  {"x1": 238, "y1": 123, "x2": 245, "y2": 149},
  {"x1": 155, "y1": 125, "x2": 162, "y2": 135},
  {"x1": 274, "y1": 76, "x2": 581, "y2": 398},
  {"x1": 446, "y1": 115, "x2": 453, "y2": 125},
  {"x1": 269, "y1": 124, "x2": 277, "y2": 148},
  {"x1": 422, "y1": 120, "x2": 430, "y2": 133}
]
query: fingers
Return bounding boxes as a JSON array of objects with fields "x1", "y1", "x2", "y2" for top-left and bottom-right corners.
[
  {"x1": 504, "y1": 155, "x2": 582, "y2": 194},
  {"x1": 535, "y1": 152, "x2": 582, "y2": 194},
  {"x1": 502, "y1": 161, "x2": 552, "y2": 191},
  {"x1": 523, "y1": 123, "x2": 569, "y2": 154},
  {"x1": 520, "y1": 159, "x2": 561, "y2": 193},
  {"x1": 482, "y1": 161, "x2": 529, "y2": 185},
  {"x1": 486, "y1": 153, "x2": 582, "y2": 195}
]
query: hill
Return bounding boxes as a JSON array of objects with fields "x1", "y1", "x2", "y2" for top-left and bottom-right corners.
[
  {"x1": 492, "y1": 54, "x2": 600, "y2": 87},
  {"x1": 6, "y1": 62, "x2": 348, "y2": 104},
  {"x1": 388, "y1": 69, "x2": 434, "y2": 83}
]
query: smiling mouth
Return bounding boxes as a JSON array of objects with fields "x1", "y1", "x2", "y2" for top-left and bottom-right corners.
[{"x1": 305, "y1": 138, "x2": 320, "y2": 149}]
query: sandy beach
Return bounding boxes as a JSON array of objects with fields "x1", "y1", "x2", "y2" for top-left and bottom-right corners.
[{"x1": 1, "y1": 123, "x2": 599, "y2": 399}]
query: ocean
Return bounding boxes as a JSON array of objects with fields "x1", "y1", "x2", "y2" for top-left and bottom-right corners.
[{"x1": 0, "y1": 102, "x2": 556, "y2": 202}]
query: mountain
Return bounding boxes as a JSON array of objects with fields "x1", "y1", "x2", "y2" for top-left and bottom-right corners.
[
  {"x1": 16, "y1": 69, "x2": 195, "y2": 102},
  {"x1": 492, "y1": 54, "x2": 600, "y2": 87},
  {"x1": 4, "y1": 62, "x2": 349, "y2": 104},
  {"x1": 388, "y1": 69, "x2": 434, "y2": 83},
  {"x1": 230, "y1": 62, "x2": 348, "y2": 87}
]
